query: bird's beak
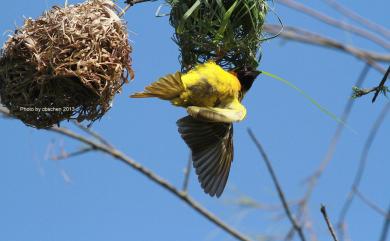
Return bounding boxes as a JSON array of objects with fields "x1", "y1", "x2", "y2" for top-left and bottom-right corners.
[
  {"x1": 254, "y1": 70, "x2": 261, "y2": 78},
  {"x1": 248, "y1": 70, "x2": 262, "y2": 80}
]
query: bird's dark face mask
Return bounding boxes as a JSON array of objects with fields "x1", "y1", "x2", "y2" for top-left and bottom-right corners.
[{"x1": 236, "y1": 67, "x2": 261, "y2": 93}]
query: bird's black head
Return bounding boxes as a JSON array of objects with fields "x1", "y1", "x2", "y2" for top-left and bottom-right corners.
[{"x1": 236, "y1": 67, "x2": 261, "y2": 93}]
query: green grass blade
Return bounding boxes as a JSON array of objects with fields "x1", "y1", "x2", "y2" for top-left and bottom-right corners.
[
  {"x1": 261, "y1": 70, "x2": 353, "y2": 130},
  {"x1": 216, "y1": 0, "x2": 239, "y2": 37},
  {"x1": 177, "y1": 0, "x2": 201, "y2": 34}
]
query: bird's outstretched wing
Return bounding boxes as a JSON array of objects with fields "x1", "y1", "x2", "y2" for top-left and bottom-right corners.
[{"x1": 177, "y1": 116, "x2": 233, "y2": 197}]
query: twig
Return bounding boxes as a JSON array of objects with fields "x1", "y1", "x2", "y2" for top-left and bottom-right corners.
[
  {"x1": 337, "y1": 223, "x2": 352, "y2": 241},
  {"x1": 284, "y1": 227, "x2": 296, "y2": 241},
  {"x1": 372, "y1": 65, "x2": 390, "y2": 102},
  {"x1": 124, "y1": 0, "x2": 155, "y2": 4},
  {"x1": 119, "y1": 0, "x2": 156, "y2": 17},
  {"x1": 264, "y1": 24, "x2": 388, "y2": 75},
  {"x1": 263, "y1": 24, "x2": 390, "y2": 62},
  {"x1": 263, "y1": 24, "x2": 389, "y2": 74},
  {"x1": 337, "y1": 102, "x2": 390, "y2": 233},
  {"x1": 352, "y1": 86, "x2": 385, "y2": 99},
  {"x1": 303, "y1": 207, "x2": 318, "y2": 241},
  {"x1": 73, "y1": 120, "x2": 112, "y2": 147},
  {"x1": 51, "y1": 146, "x2": 95, "y2": 161},
  {"x1": 322, "y1": 0, "x2": 390, "y2": 40},
  {"x1": 247, "y1": 128, "x2": 307, "y2": 241},
  {"x1": 320, "y1": 205, "x2": 339, "y2": 241},
  {"x1": 182, "y1": 153, "x2": 192, "y2": 192},
  {"x1": 277, "y1": 0, "x2": 390, "y2": 50},
  {"x1": 47, "y1": 126, "x2": 252, "y2": 241},
  {"x1": 232, "y1": 197, "x2": 300, "y2": 212},
  {"x1": 379, "y1": 203, "x2": 390, "y2": 241},
  {"x1": 354, "y1": 188, "x2": 390, "y2": 219}
]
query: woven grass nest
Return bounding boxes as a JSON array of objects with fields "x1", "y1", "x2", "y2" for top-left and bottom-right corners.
[
  {"x1": 168, "y1": 0, "x2": 268, "y2": 71},
  {"x1": 0, "y1": 0, "x2": 133, "y2": 129}
]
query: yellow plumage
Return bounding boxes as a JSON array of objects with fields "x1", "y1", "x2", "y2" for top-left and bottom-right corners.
[
  {"x1": 131, "y1": 61, "x2": 260, "y2": 197},
  {"x1": 131, "y1": 61, "x2": 246, "y2": 123},
  {"x1": 179, "y1": 61, "x2": 241, "y2": 105}
]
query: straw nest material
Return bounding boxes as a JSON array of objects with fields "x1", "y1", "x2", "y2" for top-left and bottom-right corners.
[
  {"x1": 0, "y1": 0, "x2": 133, "y2": 129},
  {"x1": 168, "y1": 0, "x2": 267, "y2": 71}
]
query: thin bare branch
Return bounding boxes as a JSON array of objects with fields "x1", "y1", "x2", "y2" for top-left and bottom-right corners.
[
  {"x1": 120, "y1": 0, "x2": 156, "y2": 17},
  {"x1": 228, "y1": 194, "x2": 300, "y2": 212},
  {"x1": 284, "y1": 227, "x2": 296, "y2": 241},
  {"x1": 47, "y1": 126, "x2": 252, "y2": 241},
  {"x1": 247, "y1": 128, "x2": 307, "y2": 241},
  {"x1": 263, "y1": 24, "x2": 389, "y2": 74},
  {"x1": 337, "y1": 102, "x2": 390, "y2": 232},
  {"x1": 73, "y1": 121, "x2": 112, "y2": 147},
  {"x1": 379, "y1": 203, "x2": 390, "y2": 241},
  {"x1": 372, "y1": 65, "x2": 390, "y2": 102},
  {"x1": 354, "y1": 188, "x2": 390, "y2": 219},
  {"x1": 320, "y1": 205, "x2": 339, "y2": 241},
  {"x1": 182, "y1": 153, "x2": 192, "y2": 192},
  {"x1": 51, "y1": 146, "x2": 95, "y2": 161},
  {"x1": 352, "y1": 86, "x2": 385, "y2": 99},
  {"x1": 124, "y1": 0, "x2": 155, "y2": 5},
  {"x1": 277, "y1": 0, "x2": 390, "y2": 50},
  {"x1": 322, "y1": 0, "x2": 390, "y2": 40}
]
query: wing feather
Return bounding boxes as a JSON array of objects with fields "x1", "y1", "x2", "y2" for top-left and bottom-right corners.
[{"x1": 177, "y1": 116, "x2": 233, "y2": 197}]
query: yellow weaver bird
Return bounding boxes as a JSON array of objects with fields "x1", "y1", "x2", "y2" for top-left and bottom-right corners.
[{"x1": 131, "y1": 61, "x2": 260, "y2": 197}]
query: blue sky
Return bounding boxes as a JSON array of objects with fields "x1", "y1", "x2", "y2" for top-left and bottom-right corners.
[{"x1": 0, "y1": 1, "x2": 389, "y2": 241}]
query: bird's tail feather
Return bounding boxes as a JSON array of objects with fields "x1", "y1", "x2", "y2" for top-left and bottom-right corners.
[{"x1": 130, "y1": 72, "x2": 184, "y2": 100}]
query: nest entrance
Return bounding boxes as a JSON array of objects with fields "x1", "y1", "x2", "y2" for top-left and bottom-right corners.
[{"x1": 0, "y1": 0, "x2": 133, "y2": 128}]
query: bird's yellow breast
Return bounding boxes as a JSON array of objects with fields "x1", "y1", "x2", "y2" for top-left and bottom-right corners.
[{"x1": 172, "y1": 62, "x2": 241, "y2": 107}]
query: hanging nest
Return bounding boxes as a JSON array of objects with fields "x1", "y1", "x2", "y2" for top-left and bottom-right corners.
[
  {"x1": 168, "y1": 0, "x2": 268, "y2": 71},
  {"x1": 0, "y1": 0, "x2": 133, "y2": 129}
]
